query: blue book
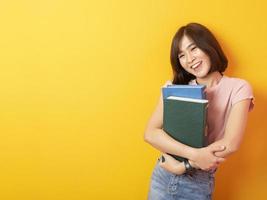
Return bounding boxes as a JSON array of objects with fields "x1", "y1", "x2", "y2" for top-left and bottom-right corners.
[{"x1": 162, "y1": 84, "x2": 206, "y2": 99}]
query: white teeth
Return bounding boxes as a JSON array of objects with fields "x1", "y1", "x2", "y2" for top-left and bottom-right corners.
[{"x1": 191, "y1": 61, "x2": 201, "y2": 69}]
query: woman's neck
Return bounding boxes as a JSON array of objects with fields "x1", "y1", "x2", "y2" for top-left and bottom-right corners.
[{"x1": 196, "y1": 72, "x2": 223, "y2": 89}]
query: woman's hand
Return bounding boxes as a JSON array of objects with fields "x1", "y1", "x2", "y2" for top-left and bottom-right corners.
[
  {"x1": 159, "y1": 153, "x2": 186, "y2": 175},
  {"x1": 192, "y1": 145, "x2": 226, "y2": 171},
  {"x1": 188, "y1": 160, "x2": 199, "y2": 169}
]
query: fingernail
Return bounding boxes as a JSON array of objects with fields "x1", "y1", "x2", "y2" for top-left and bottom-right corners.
[{"x1": 161, "y1": 156, "x2": 165, "y2": 163}]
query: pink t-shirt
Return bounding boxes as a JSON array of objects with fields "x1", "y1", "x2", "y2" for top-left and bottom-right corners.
[
  {"x1": 164, "y1": 75, "x2": 254, "y2": 144},
  {"x1": 189, "y1": 75, "x2": 254, "y2": 144}
]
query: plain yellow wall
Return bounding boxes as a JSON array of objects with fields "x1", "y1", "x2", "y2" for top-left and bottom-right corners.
[{"x1": 0, "y1": 0, "x2": 266, "y2": 199}]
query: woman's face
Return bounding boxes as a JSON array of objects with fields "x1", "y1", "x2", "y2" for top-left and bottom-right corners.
[{"x1": 178, "y1": 35, "x2": 211, "y2": 78}]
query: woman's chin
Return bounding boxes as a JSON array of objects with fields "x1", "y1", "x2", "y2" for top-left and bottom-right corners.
[{"x1": 193, "y1": 71, "x2": 209, "y2": 79}]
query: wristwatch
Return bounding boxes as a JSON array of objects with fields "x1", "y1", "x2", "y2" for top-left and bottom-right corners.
[{"x1": 184, "y1": 159, "x2": 193, "y2": 173}]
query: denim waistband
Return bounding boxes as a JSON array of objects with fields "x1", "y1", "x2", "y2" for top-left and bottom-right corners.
[{"x1": 148, "y1": 161, "x2": 216, "y2": 199}]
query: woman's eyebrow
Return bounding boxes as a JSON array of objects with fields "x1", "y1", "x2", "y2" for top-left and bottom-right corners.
[
  {"x1": 186, "y1": 43, "x2": 195, "y2": 49},
  {"x1": 179, "y1": 43, "x2": 195, "y2": 54}
]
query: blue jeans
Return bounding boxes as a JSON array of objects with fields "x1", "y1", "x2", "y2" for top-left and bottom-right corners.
[{"x1": 148, "y1": 160, "x2": 215, "y2": 200}]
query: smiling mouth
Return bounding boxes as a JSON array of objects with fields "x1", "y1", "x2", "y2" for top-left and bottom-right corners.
[{"x1": 190, "y1": 61, "x2": 202, "y2": 69}]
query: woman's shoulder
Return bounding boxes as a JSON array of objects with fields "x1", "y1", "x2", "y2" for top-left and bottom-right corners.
[
  {"x1": 162, "y1": 79, "x2": 197, "y2": 86},
  {"x1": 222, "y1": 75, "x2": 254, "y2": 99},
  {"x1": 224, "y1": 75, "x2": 252, "y2": 83},
  {"x1": 223, "y1": 76, "x2": 254, "y2": 110},
  {"x1": 162, "y1": 80, "x2": 173, "y2": 87},
  {"x1": 222, "y1": 75, "x2": 252, "y2": 88}
]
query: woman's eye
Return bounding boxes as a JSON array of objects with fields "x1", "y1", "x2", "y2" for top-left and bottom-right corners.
[
  {"x1": 191, "y1": 46, "x2": 197, "y2": 51},
  {"x1": 179, "y1": 54, "x2": 184, "y2": 59}
]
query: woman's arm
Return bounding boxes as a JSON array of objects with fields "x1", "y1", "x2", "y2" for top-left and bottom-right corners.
[
  {"x1": 144, "y1": 91, "x2": 225, "y2": 169},
  {"x1": 159, "y1": 153, "x2": 200, "y2": 175},
  {"x1": 144, "y1": 92, "x2": 196, "y2": 160},
  {"x1": 158, "y1": 98, "x2": 252, "y2": 174},
  {"x1": 210, "y1": 99, "x2": 251, "y2": 158}
]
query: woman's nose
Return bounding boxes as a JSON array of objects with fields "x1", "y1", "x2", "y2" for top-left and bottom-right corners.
[{"x1": 186, "y1": 53, "x2": 195, "y2": 63}]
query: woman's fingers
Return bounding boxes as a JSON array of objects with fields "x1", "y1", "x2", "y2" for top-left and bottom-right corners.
[{"x1": 209, "y1": 145, "x2": 225, "y2": 153}]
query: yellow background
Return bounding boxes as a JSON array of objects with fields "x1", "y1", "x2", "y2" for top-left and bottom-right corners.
[{"x1": 0, "y1": 0, "x2": 266, "y2": 199}]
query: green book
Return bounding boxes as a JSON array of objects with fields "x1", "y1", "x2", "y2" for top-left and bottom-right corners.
[{"x1": 163, "y1": 96, "x2": 209, "y2": 162}]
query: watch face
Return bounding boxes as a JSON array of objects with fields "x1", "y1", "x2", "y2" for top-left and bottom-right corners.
[
  {"x1": 184, "y1": 160, "x2": 193, "y2": 173},
  {"x1": 186, "y1": 163, "x2": 190, "y2": 170}
]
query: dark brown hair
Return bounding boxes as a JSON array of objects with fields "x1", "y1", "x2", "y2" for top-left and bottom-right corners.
[{"x1": 170, "y1": 23, "x2": 228, "y2": 84}]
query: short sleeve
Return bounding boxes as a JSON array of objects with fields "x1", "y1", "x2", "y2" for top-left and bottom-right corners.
[{"x1": 231, "y1": 80, "x2": 254, "y2": 112}]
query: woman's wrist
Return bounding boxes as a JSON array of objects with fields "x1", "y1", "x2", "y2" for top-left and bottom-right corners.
[
  {"x1": 188, "y1": 160, "x2": 198, "y2": 169},
  {"x1": 185, "y1": 147, "x2": 198, "y2": 161},
  {"x1": 184, "y1": 159, "x2": 194, "y2": 172}
]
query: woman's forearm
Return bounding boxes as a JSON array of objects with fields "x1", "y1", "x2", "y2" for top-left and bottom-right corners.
[
  {"x1": 145, "y1": 127, "x2": 226, "y2": 170},
  {"x1": 144, "y1": 128, "x2": 197, "y2": 160},
  {"x1": 210, "y1": 139, "x2": 238, "y2": 158},
  {"x1": 210, "y1": 100, "x2": 251, "y2": 158}
]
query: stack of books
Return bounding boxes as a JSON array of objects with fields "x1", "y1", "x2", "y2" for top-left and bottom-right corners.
[{"x1": 162, "y1": 84, "x2": 209, "y2": 162}]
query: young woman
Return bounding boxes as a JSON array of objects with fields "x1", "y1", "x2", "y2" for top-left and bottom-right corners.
[{"x1": 144, "y1": 23, "x2": 254, "y2": 200}]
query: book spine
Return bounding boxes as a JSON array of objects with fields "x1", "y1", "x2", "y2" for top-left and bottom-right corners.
[{"x1": 203, "y1": 103, "x2": 208, "y2": 147}]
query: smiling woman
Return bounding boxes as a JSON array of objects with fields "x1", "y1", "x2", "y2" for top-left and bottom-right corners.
[{"x1": 144, "y1": 23, "x2": 254, "y2": 200}]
